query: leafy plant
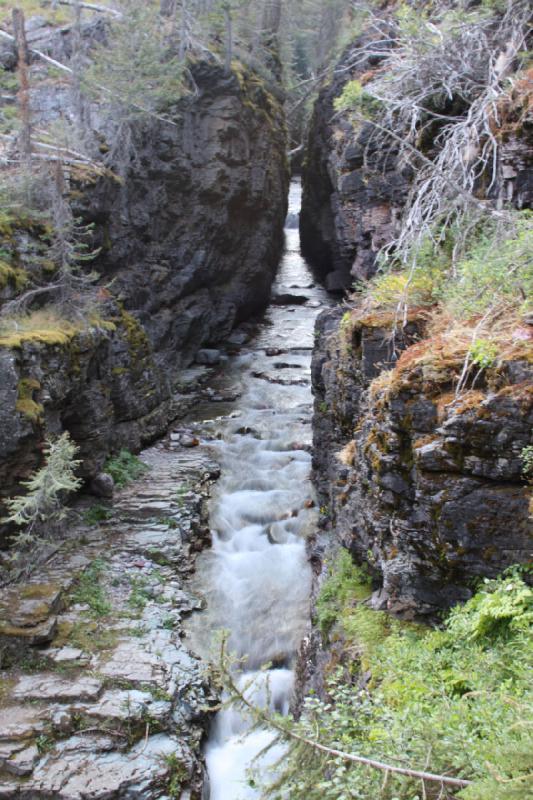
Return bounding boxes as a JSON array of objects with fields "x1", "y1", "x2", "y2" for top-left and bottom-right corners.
[
  {"x1": 105, "y1": 449, "x2": 149, "y2": 488},
  {"x1": 258, "y1": 565, "x2": 533, "y2": 800},
  {"x1": 128, "y1": 575, "x2": 154, "y2": 612},
  {"x1": 468, "y1": 338, "x2": 499, "y2": 369},
  {"x1": 334, "y1": 78, "x2": 383, "y2": 118},
  {"x1": 71, "y1": 558, "x2": 111, "y2": 617},
  {"x1": 520, "y1": 445, "x2": 533, "y2": 479},
  {"x1": 442, "y1": 212, "x2": 533, "y2": 318},
  {"x1": 83, "y1": 504, "x2": 113, "y2": 525}
]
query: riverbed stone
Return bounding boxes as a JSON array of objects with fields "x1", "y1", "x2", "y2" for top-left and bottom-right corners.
[
  {"x1": 90, "y1": 472, "x2": 115, "y2": 498},
  {"x1": 195, "y1": 349, "x2": 222, "y2": 365}
]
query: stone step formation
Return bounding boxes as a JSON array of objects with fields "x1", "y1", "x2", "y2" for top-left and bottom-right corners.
[{"x1": 0, "y1": 437, "x2": 221, "y2": 798}]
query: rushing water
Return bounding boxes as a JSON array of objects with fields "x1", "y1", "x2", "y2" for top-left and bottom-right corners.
[{"x1": 185, "y1": 179, "x2": 331, "y2": 799}]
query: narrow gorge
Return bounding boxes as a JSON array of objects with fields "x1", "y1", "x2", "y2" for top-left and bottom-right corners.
[{"x1": 0, "y1": 2, "x2": 531, "y2": 799}]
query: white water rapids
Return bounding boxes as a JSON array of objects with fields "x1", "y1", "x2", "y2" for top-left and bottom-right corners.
[{"x1": 185, "y1": 180, "x2": 331, "y2": 799}]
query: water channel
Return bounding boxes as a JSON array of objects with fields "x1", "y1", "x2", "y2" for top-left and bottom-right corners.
[{"x1": 184, "y1": 179, "x2": 331, "y2": 799}]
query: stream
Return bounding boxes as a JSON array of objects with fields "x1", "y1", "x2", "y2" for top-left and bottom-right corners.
[{"x1": 184, "y1": 178, "x2": 331, "y2": 799}]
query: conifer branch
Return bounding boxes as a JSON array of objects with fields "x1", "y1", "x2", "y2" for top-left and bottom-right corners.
[{"x1": 218, "y1": 641, "x2": 473, "y2": 790}]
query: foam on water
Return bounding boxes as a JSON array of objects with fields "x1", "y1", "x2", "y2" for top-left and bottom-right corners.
[{"x1": 186, "y1": 179, "x2": 331, "y2": 799}]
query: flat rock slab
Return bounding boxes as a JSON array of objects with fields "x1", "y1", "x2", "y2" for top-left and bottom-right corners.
[
  {"x1": 29, "y1": 733, "x2": 182, "y2": 799},
  {"x1": 96, "y1": 641, "x2": 169, "y2": 688},
  {"x1": 11, "y1": 674, "x2": 103, "y2": 703},
  {"x1": 48, "y1": 646, "x2": 86, "y2": 665},
  {"x1": 0, "y1": 615, "x2": 58, "y2": 645},
  {"x1": 2, "y1": 743, "x2": 38, "y2": 777},
  {"x1": 77, "y1": 689, "x2": 171, "y2": 724},
  {"x1": 0, "y1": 583, "x2": 63, "y2": 628},
  {"x1": 0, "y1": 706, "x2": 49, "y2": 742}
]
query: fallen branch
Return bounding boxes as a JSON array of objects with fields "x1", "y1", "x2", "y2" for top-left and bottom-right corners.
[
  {"x1": 53, "y1": 0, "x2": 122, "y2": 17},
  {"x1": 0, "y1": 29, "x2": 179, "y2": 129},
  {"x1": 220, "y1": 644, "x2": 473, "y2": 790}
]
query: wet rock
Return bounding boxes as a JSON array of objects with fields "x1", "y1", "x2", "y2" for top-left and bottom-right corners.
[
  {"x1": 270, "y1": 293, "x2": 309, "y2": 306},
  {"x1": 235, "y1": 426, "x2": 261, "y2": 437},
  {"x1": 225, "y1": 330, "x2": 249, "y2": 347},
  {"x1": 90, "y1": 472, "x2": 115, "y2": 498},
  {"x1": 325, "y1": 270, "x2": 349, "y2": 292},
  {"x1": 285, "y1": 211, "x2": 300, "y2": 229},
  {"x1": 178, "y1": 434, "x2": 200, "y2": 448},
  {"x1": 265, "y1": 347, "x2": 285, "y2": 356},
  {"x1": 196, "y1": 349, "x2": 222, "y2": 366}
]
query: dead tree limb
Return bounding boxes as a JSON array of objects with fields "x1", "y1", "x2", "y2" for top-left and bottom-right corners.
[
  {"x1": 12, "y1": 8, "x2": 31, "y2": 165},
  {"x1": 223, "y1": 658, "x2": 473, "y2": 790},
  {"x1": 54, "y1": 0, "x2": 122, "y2": 17}
]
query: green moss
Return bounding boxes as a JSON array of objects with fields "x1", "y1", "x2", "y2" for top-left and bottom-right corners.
[
  {"x1": 118, "y1": 308, "x2": 149, "y2": 359},
  {"x1": 0, "y1": 261, "x2": 28, "y2": 291},
  {"x1": 83, "y1": 504, "x2": 113, "y2": 526},
  {"x1": 316, "y1": 549, "x2": 372, "y2": 638},
  {"x1": 0, "y1": 328, "x2": 76, "y2": 349},
  {"x1": 16, "y1": 378, "x2": 43, "y2": 423}
]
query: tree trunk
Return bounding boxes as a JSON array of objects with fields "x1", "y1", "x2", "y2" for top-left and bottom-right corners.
[
  {"x1": 179, "y1": 0, "x2": 188, "y2": 61},
  {"x1": 224, "y1": 3, "x2": 232, "y2": 74},
  {"x1": 12, "y1": 8, "x2": 31, "y2": 164},
  {"x1": 261, "y1": 0, "x2": 281, "y2": 40}
]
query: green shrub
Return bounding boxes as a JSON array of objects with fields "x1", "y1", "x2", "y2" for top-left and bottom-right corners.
[
  {"x1": 104, "y1": 449, "x2": 149, "y2": 488},
  {"x1": 468, "y1": 338, "x2": 499, "y2": 369},
  {"x1": 334, "y1": 78, "x2": 383, "y2": 118},
  {"x1": 362, "y1": 211, "x2": 533, "y2": 322},
  {"x1": 71, "y1": 558, "x2": 111, "y2": 617},
  {"x1": 441, "y1": 211, "x2": 533, "y2": 317},
  {"x1": 272, "y1": 570, "x2": 533, "y2": 800},
  {"x1": 83, "y1": 504, "x2": 113, "y2": 525},
  {"x1": 521, "y1": 445, "x2": 533, "y2": 479}
]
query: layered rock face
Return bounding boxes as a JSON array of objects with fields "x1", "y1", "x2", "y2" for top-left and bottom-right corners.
[
  {"x1": 300, "y1": 39, "x2": 533, "y2": 292},
  {"x1": 312, "y1": 308, "x2": 533, "y2": 616},
  {"x1": 0, "y1": 433, "x2": 221, "y2": 799},
  {"x1": 300, "y1": 39, "x2": 408, "y2": 291},
  {"x1": 0, "y1": 28, "x2": 289, "y2": 523},
  {"x1": 77, "y1": 59, "x2": 289, "y2": 370},
  {"x1": 0, "y1": 317, "x2": 173, "y2": 513},
  {"x1": 304, "y1": 22, "x2": 533, "y2": 615}
]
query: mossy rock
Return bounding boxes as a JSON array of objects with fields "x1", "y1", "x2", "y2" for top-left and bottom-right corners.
[{"x1": 16, "y1": 378, "x2": 43, "y2": 423}]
